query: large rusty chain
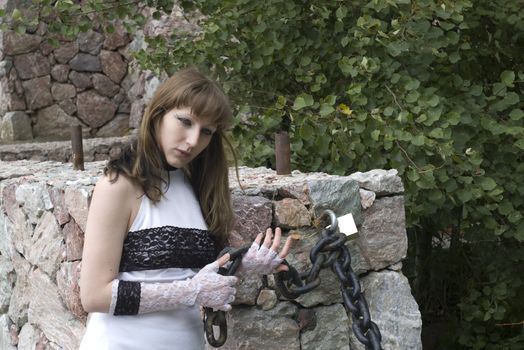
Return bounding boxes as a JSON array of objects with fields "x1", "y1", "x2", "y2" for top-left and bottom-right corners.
[{"x1": 204, "y1": 210, "x2": 382, "y2": 349}]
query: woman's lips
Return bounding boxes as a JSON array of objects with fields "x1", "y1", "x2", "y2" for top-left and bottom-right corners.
[{"x1": 175, "y1": 149, "x2": 191, "y2": 158}]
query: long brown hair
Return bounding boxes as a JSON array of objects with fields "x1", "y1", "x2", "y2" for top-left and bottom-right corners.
[{"x1": 106, "y1": 68, "x2": 235, "y2": 244}]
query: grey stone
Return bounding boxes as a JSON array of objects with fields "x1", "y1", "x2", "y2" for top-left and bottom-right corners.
[
  {"x1": 301, "y1": 304, "x2": 350, "y2": 350},
  {"x1": 308, "y1": 177, "x2": 362, "y2": 226},
  {"x1": 0, "y1": 77, "x2": 26, "y2": 115},
  {"x1": 27, "y1": 211, "x2": 63, "y2": 278},
  {"x1": 0, "y1": 209, "x2": 17, "y2": 260},
  {"x1": 0, "y1": 111, "x2": 32, "y2": 142},
  {"x1": 144, "y1": 75, "x2": 160, "y2": 101},
  {"x1": 53, "y1": 42, "x2": 79, "y2": 64},
  {"x1": 34, "y1": 104, "x2": 86, "y2": 139},
  {"x1": 0, "y1": 314, "x2": 16, "y2": 350},
  {"x1": 234, "y1": 275, "x2": 262, "y2": 306},
  {"x1": 57, "y1": 98, "x2": 77, "y2": 115},
  {"x1": 13, "y1": 52, "x2": 50, "y2": 79},
  {"x1": 69, "y1": 53, "x2": 101, "y2": 72},
  {"x1": 51, "y1": 83, "x2": 76, "y2": 101},
  {"x1": 1, "y1": 31, "x2": 42, "y2": 55},
  {"x1": 103, "y1": 23, "x2": 130, "y2": 50},
  {"x1": 77, "y1": 30, "x2": 104, "y2": 55},
  {"x1": 348, "y1": 169, "x2": 404, "y2": 196},
  {"x1": 50, "y1": 64, "x2": 70, "y2": 83},
  {"x1": 27, "y1": 268, "x2": 84, "y2": 350},
  {"x1": 129, "y1": 99, "x2": 145, "y2": 129},
  {"x1": 92, "y1": 73, "x2": 120, "y2": 97},
  {"x1": 215, "y1": 302, "x2": 300, "y2": 350},
  {"x1": 76, "y1": 90, "x2": 117, "y2": 128},
  {"x1": 348, "y1": 271, "x2": 422, "y2": 350},
  {"x1": 8, "y1": 254, "x2": 31, "y2": 327},
  {"x1": 358, "y1": 196, "x2": 407, "y2": 270},
  {"x1": 0, "y1": 59, "x2": 13, "y2": 77},
  {"x1": 11, "y1": 206, "x2": 34, "y2": 256},
  {"x1": 47, "y1": 186, "x2": 71, "y2": 225},
  {"x1": 257, "y1": 289, "x2": 278, "y2": 311},
  {"x1": 17, "y1": 323, "x2": 40, "y2": 350},
  {"x1": 22, "y1": 75, "x2": 53, "y2": 110},
  {"x1": 360, "y1": 188, "x2": 376, "y2": 209},
  {"x1": 68, "y1": 71, "x2": 92, "y2": 90},
  {"x1": 96, "y1": 113, "x2": 129, "y2": 137},
  {"x1": 99, "y1": 50, "x2": 127, "y2": 83},
  {"x1": 0, "y1": 255, "x2": 14, "y2": 313},
  {"x1": 15, "y1": 181, "x2": 53, "y2": 225}
]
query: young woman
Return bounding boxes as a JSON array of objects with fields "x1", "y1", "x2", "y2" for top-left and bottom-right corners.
[{"x1": 79, "y1": 68, "x2": 292, "y2": 349}]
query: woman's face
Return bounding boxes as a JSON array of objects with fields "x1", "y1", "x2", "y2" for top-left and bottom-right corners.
[{"x1": 156, "y1": 107, "x2": 217, "y2": 168}]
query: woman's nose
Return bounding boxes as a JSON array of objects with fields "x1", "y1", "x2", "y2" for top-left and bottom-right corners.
[{"x1": 185, "y1": 128, "x2": 200, "y2": 147}]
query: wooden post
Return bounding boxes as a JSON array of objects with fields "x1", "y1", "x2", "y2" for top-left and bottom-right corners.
[
  {"x1": 71, "y1": 125, "x2": 84, "y2": 170},
  {"x1": 275, "y1": 131, "x2": 291, "y2": 175}
]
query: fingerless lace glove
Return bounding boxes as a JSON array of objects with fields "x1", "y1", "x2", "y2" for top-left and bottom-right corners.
[
  {"x1": 236, "y1": 242, "x2": 283, "y2": 277},
  {"x1": 108, "y1": 261, "x2": 238, "y2": 315}
]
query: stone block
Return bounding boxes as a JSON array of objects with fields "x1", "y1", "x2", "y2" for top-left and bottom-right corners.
[
  {"x1": 8, "y1": 254, "x2": 31, "y2": 327},
  {"x1": 63, "y1": 220, "x2": 84, "y2": 261},
  {"x1": 34, "y1": 104, "x2": 88, "y2": 139},
  {"x1": 17, "y1": 323, "x2": 41, "y2": 350},
  {"x1": 229, "y1": 194, "x2": 272, "y2": 247},
  {"x1": 100, "y1": 50, "x2": 127, "y2": 83},
  {"x1": 92, "y1": 73, "x2": 120, "y2": 97},
  {"x1": 358, "y1": 196, "x2": 407, "y2": 270},
  {"x1": 51, "y1": 83, "x2": 76, "y2": 101},
  {"x1": 96, "y1": 113, "x2": 129, "y2": 137},
  {"x1": 47, "y1": 186, "x2": 70, "y2": 225},
  {"x1": 214, "y1": 302, "x2": 300, "y2": 350},
  {"x1": 301, "y1": 304, "x2": 350, "y2": 350},
  {"x1": 0, "y1": 314, "x2": 16, "y2": 350},
  {"x1": 348, "y1": 271, "x2": 422, "y2": 350},
  {"x1": 348, "y1": 169, "x2": 404, "y2": 196},
  {"x1": 76, "y1": 90, "x2": 117, "y2": 128},
  {"x1": 307, "y1": 177, "x2": 362, "y2": 226},
  {"x1": 68, "y1": 71, "x2": 92, "y2": 90},
  {"x1": 15, "y1": 181, "x2": 53, "y2": 225},
  {"x1": 273, "y1": 198, "x2": 311, "y2": 228},
  {"x1": 77, "y1": 30, "x2": 104, "y2": 55},
  {"x1": 22, "y1": 75, "x2": 53, "y2": 110},
  {"x1": 0, "y1": 111, "x2": 32, "y2": 142},
  {"x1": 1, "y1": 31, "x2": 42, "y2": 56},
  {"x1": 53, "y1": 42, "x2": 78, "y2": 64},
  {"x1": 27, "y1": 268, "x2": 84, "y2": 350},
  {"x1": 50, "y1": 64, "x2": 70, "y2": 83},
  {"x1": 0, "y1": 210, "x2": 16, "y2": 259},
  {"x1": 27, "y1": 211, "x2": 63, "y2": 278},
  {"x1": 256, "y1": 289, "x2": 278, "y2": 311},
  {"x1": 13, "y1": 52, "x2": 50, "y2": 80},
  {"x1": 64, "y1": 186, "x2": 90, "y2": 232},
  {"x1": 56, "y1": 261, "x2": 87, "y2": 322},
  {"x1": 0, "y1": 255, "x2": 15, "y2": 313}
]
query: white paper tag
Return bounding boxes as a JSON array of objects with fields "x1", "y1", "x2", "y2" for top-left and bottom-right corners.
[{"x1": 338, "y1": 213, "x2": 358, "y2": 236}]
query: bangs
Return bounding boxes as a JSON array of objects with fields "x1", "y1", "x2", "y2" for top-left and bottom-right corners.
[{"x1": 177, "y1": 80, "x2": 232, "y2": 131}]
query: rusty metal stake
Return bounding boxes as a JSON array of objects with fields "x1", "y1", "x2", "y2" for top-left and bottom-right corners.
[
  {"x1": 275, "y1": 131, "x2": 291, "y2": 175},
  {"x1": 71, "y1": 125, "x2": 84, "y2": 170}
]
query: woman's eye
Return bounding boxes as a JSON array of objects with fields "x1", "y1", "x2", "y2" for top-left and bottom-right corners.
[
  {"x1": 177, "y1": 117, "x2": 192, "y2": 126},
  {"x1": 201, "y1": 128, "x2": 214, "y2": 136}
]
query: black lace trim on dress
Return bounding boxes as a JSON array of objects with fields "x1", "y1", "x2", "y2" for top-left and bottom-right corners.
[
  {"x1": 119, "y1": 226, "x2": 219, "y2": 272},
  {"x1": 114, "y1": 280, "x2": 141, "y2": 315}
]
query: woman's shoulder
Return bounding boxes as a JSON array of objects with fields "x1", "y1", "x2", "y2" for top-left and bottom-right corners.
[{"x1": 94, "y1": 172, "x2": 143, "y2": 201}]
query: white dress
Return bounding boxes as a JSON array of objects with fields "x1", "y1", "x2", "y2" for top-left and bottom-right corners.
[{"x1": 80, "y1": 170, "x2": 219, "y2": 350}]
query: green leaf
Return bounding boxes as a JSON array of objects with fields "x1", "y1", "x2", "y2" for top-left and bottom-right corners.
[
  {"x1": 405, "y1": 91, "x2": 420, "y2": 103},
  {"x1": 479, "y1": 177, "x2": 497, "y2": 191},
  {"x1": 500, "y1": 70, "x2": 515, "y2": 86},
  {"x1": 292, "y1": 97, "x2": 307, "y2": 111},
  {"x1": 371, "y1": 130, "x2": 380, "y2": 141},
  {"x1": 509, "y1": 109, "x2": 523, "y2": 120},
  {"x1": 449, "y1": 52, "x2": 460, "y2": 63},
  {"x1": 319, "y1": 104, "x2": 335, "y2": 116},
  {"x1": 514, "y1": 138, "x2": 524, "y2": 150},
  {"x1": 383, "y1": 107, "x2": 395, "y2": 116},
  {"x1": 411, "y1": 135, "x2": 425, "y2": 146}
]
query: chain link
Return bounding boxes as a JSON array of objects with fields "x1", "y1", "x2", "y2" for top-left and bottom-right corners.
[{"x1": 204, "y1": 210, "x2": 382, "y2": 349}]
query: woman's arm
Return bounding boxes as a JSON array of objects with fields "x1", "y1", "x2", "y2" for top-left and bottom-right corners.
[{"x1": 79, "y1": 174, "x2": 138, "y2": 313}]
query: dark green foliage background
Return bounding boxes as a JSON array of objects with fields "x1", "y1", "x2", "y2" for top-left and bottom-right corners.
[{"x1": 3, "y1": 0, "x2": 523, "y2": 347}]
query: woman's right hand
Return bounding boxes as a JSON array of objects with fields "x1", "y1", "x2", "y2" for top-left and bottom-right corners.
[{"x1": 191, "y1": 254, "x2": 238, "y2": 311}]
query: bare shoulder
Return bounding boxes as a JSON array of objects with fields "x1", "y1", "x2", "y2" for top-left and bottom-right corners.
[{"x1": 94, "y1": 172, "x2": 142, "y2": 201}]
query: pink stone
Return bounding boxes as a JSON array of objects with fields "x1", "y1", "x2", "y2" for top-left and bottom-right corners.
[
  {"x1": 63, "y1": 220, "x2": 84, "y2": 261},
  {"x1": 229, "y1": 194, "x2": 272, "y2": 246},
  {"x1": 273, "y1": 198, "x2": 311, "y2": 229}
]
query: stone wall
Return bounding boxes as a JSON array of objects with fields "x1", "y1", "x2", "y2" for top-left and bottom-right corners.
[{"x1": 0, "y1": 160, "x2": 422, "y2": 349}]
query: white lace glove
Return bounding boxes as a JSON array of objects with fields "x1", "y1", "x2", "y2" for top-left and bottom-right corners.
[
  {"x1": 236, "y1": 242, "x2": 283, "y2": 276},
  {"x1": 236, "y1": 227, "x2": 292, "y2": 277},
  {"x1": 109, "y1": 259, "x2": 238, "y2": 315}
]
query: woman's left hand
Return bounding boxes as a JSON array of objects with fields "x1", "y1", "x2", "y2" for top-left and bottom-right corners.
[{"x1": 237, "y1": 227, "x2": 293, "y2": 276}]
